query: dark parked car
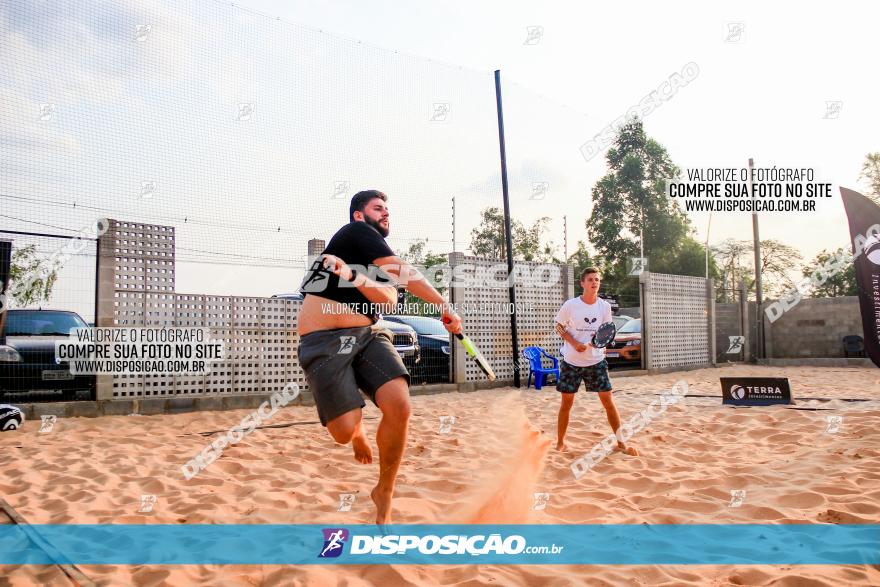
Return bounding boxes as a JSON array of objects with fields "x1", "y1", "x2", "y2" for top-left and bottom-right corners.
[
  {"x1": 375, "y1": 319, "x2": 420, "y2": 372},
  {"x1": 0, "y1": 309, "x2": 96, "y2": 400},
  {"x1": 382, "y1": 315, "x2": 450, "y2": 384},
  {"x1": 605, "y1": 318, "x2": 641, "y2": 368}
]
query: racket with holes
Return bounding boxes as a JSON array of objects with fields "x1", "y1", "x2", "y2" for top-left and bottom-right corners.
[
  {"x1": 442, "y1": 318, "x2": 496, "y2": 381},
  {"x1": 591, "y1": 321, "x2": 617, "y2": 348}
]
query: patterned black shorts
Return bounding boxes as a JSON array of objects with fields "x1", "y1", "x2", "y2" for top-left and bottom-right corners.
[{"x1": 556, "y1": 359, "x2": 612, "y2": 393}]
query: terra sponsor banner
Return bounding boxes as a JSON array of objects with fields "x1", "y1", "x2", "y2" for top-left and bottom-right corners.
[{"x1": 720, "y1": 377, "x2": 792, "y2": 406}]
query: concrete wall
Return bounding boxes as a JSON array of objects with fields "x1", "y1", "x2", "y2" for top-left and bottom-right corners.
[
  {"x1": 714, "y1": 297, "x2": 861, "y2": 360},
  {"x1": 764, "y1": 296, "x2": 862, "y2": 358},
  {"x1": 714, "y1": 301, "x2": 758, "y2": 362}
]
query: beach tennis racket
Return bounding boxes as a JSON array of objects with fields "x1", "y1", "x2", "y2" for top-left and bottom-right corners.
[
  {"x1": 442, "y1": 318, "x2": 496, "y2": 381},
  {"x1": 591, "y1": 321, "x2": 617, "y2": 348}
]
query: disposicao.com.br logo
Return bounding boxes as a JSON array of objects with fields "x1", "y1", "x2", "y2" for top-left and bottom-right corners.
[
  {"x1": 320, "y1": 527, "x2": 563, "y2": 558},
  {"x1": 319, "y1": 528, "x2": 349, "y2": 558}
]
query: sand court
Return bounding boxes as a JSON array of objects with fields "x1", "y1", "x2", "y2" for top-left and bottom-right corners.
[{"x1": 1, "y1": 364, "x2": 878, "y2": 585}]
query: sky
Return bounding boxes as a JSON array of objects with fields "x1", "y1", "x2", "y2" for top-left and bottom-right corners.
[
  {"x1": 231, "y1": 0, "x2": 878, "y2": 255},
  {"x1": 2, "y1": 0, "x2": 878, "y2": 318}
]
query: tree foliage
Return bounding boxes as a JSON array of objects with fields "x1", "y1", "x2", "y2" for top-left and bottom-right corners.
[
  {"x1": 585, "y1": 117, "x2": 713, "y2": 303},
  {"x1": 469, "y1": 207, "x2": 559, "y2": 262},
  {"x1": 397, "y1": 239, "x2": 447, "y2": 316},
  {"x1": 711, "y1": 238, "x2": 802, "y2": 300},
  {"x1": 802, "y1": 248, "x2": 857, "y2": 298},
  {"x1": 9, "y1": 245, "x2": 58, "y2": 308},
  {"x1": 860, "y1": 152, "x2": 880, "y2": 204}
]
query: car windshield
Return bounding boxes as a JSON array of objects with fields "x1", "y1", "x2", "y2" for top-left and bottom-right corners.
[
  {"x1": 3, "y1": 311, "x2": 88, "y2": 336},
  {"x1": 391, "y1": 316, "x2": 447, "y2": 335},
  {"x1": 618, "y1": 319, "x2": 641, "y2": 334}
]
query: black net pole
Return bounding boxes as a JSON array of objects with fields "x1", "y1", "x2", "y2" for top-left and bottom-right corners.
[
  {"x1": 494, "y1": 70, "x2": 520, "y2": 387},
  {"x1": 0, "y1": 239, "x2": 11, "y2": 346}
]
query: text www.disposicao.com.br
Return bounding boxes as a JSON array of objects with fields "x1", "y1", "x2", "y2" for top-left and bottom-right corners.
[{"x1": 684, "y1": 199, "x2": 816, "y2": 212}]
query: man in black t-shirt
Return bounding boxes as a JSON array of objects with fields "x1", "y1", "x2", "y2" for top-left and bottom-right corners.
[{"x1": 297, "y1": 189, "x2": 462, "y2": 525}]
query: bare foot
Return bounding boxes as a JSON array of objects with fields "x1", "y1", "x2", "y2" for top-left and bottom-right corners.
[
  {"x1": 556, "y1": 441, "x2": 567, "y2": 452},
  {"x1": 617, "y1": 443, "x2": 639, "y2": 457},
  {"x1": 352, "y1": 430, "x2": 373, "y2": 464},
  {"x1": 371, "y1": 485, "x2": 393, "y2": 525}
]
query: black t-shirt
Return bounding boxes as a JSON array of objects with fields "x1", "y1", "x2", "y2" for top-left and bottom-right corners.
[{"x1": 300, "y1": 221, "x2": 396, "y2": 321}]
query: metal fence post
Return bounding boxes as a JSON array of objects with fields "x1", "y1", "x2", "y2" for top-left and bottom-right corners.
[
  {"x1": 639, "y1": 270, "x2": 651, "y2": 371},
  {"x1": 448, "y1": 252, "x2": 467, "y2": 384},
  {"x1": 739, "y1": 281, "x2": 750, "y2": 362}
]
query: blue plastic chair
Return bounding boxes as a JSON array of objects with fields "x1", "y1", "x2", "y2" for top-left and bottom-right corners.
[{"x1": 522, "y1": 346, "x2": 560, "y2": 390}]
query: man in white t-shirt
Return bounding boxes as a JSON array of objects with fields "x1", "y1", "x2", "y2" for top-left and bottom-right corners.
[{"x1": 554, "y1": 267, "x2": 638, "y2": 457}]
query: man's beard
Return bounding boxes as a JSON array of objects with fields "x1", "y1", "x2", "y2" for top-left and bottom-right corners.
[{"x1": 364, "y1": 215, "x2": 389, "y2": 237}]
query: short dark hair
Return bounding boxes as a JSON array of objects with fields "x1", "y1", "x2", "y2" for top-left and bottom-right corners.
[
  {"x1": 349, "y1": 190, "x2": 387, "y2": 222},
  {"x1": 579, "y1": 267, "x2": 601, "y2": 281}
]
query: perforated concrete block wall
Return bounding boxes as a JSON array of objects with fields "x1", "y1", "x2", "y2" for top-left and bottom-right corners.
[
  {"x1": 100, "y1": 220, "x2": 306, "y2": 399},
  {"x1": 450, "y1": 255, "x2": 567, "y2": 381},
  {"x1": 646, "y1": 272, "x2": 710, "y2": 369}
]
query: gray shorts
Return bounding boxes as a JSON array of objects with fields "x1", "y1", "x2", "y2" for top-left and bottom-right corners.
[{"x1": 297, "y1": 326, "x2": 410, "y2": 426}]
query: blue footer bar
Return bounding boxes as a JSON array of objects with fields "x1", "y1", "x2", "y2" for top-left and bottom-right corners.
[{"x1": 1, "y1": 524, "x2": 877, "y2": 565}]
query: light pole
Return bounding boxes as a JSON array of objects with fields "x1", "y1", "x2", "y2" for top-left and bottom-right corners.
[{"x1": 749, "y1": 158, "x2": 764, "y2": 359}]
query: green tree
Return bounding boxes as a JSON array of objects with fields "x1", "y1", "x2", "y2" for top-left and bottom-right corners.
[
  {"x1": 657, "y1": 236, "x2": 720, "y2": 280},
  {"x1": 711, "y1": 239, "x2": 802, "y2": 301},
  {"x1": 9, "y1": 245, "x2": 58, "y2": 308},
  {"x1": 860, "y1": 152, "x2": 880, "y2": 203},
  {"x1": 469, "y1": 207, "x2": 507, "y2": 260},
  {"x1": 469, "y1": 207, "x2": 558, "y2": 262},
  {"x1": 586, "y1": 117, "x2": 707, "y2": 302},
  {"x1": 712, "y1": 239, "x2": 753, "y2": 301},
  {"x1": 803, "y1": 248, "x2": 857, "y2": 297},
  {"x1": 759, "y1": 239, "x2": 803, "y2": 298},
  {"x1": 566, "y1": 240, "x2": 595, "y2": 297},
  {"x1": 587, "y1": 118, "x2": 689, "y2": 265},
  {"x1": 515, "y1": 216, "x2": 560, "y2": 262},
  {"x1": 397, "y1": 239, "x2": 447, "y2": 316}
]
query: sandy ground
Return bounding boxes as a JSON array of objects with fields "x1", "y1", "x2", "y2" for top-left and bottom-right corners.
[{"x1": 1, "y1": 364, "x2": 879, "y2": 586}]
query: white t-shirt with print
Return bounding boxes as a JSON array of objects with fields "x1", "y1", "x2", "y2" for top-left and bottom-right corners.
[{"x1": 554, "y1": 296, "x2": 613, "y2": 367}]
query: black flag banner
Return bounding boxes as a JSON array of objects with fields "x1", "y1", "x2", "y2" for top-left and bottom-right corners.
[{"x1": 840, "y1": 187, "x2": 880, "y2": 368}]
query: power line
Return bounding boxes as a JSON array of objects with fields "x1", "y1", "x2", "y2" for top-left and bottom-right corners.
[
  {"x1": 1, "y1": 215, "x2": 305, "y2": 265},
  {"x1": 0, "y1": 214, "x2": 81, "y2": 234},
  {"x1": 1, "y1": 194, "x2": 296, "y2": 235},
  {"x1": 1, "y1": 193, "x2": 462, "y2": 245}
]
